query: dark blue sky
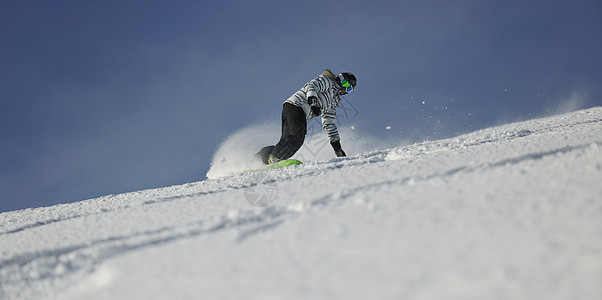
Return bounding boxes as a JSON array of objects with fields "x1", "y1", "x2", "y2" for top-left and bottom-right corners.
[{"x1": 1, "y1": 0, "x2": 601, "y2": 212}]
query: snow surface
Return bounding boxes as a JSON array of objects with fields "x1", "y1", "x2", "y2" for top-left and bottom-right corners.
[{"x1": 1, "y1": 107, "x2": 602, "y2": 300}]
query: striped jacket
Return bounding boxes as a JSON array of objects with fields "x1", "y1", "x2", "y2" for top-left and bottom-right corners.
[{"x1": 284, "y1": 70, "x2": 342, "y2": 143}]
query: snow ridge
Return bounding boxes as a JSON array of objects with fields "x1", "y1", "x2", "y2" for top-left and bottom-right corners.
[{"x1": 1, "y1": 107, "x2": 601, "y2": 299}]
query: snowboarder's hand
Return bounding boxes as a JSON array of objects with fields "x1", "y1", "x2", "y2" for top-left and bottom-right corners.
[
  {"x1": 311, "y1": 105, "x2": 321, "y2": 116},
  {"x1": 331, "y1": 141, "x2": 346, "y2": 157},
  {"x1": 308, "y1": 96, "x2": 321, "y2": 116},
  {"x1": 335, "y1": 149, "x2": 346, "y2": 157}
]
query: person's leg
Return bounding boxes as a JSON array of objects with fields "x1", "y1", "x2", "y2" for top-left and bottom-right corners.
[
  {"x1": 270, "y1": 103, "x2": 307, "y2": 161},
  {"x1": 254, "y1": 145, "x2": 275, "y2": 165}
]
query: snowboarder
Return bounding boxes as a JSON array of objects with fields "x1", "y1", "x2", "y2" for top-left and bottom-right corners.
[{"x1": 255, "y1": 69, "x2": 357, "y2": 165}]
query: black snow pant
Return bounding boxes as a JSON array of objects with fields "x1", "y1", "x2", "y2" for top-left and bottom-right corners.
[{"x1": 255, "y1": 102, "x2": 307, "y2": 164}]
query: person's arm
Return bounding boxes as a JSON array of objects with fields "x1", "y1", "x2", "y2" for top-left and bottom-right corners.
[
  {"x1": 322, "y1": 108, "x2": 346, "y2": 157},
  {"x1": 306, "y1": 75, "x2": 332, "y2": 116}
]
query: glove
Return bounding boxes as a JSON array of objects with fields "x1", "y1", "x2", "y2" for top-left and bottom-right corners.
[
  {"x1": 308, "y1": 96, "x2": 321, "y2": 116},
  {"x1": 330, "y1": 140, "x2": 347, "y2": 157}
]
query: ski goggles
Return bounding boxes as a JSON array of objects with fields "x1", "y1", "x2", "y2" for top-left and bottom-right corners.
[{"x1": 340, "y1": 78, "x2": 354, "y2": 93}]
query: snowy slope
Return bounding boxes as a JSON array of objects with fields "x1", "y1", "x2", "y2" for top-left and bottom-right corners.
[{"x1": 1, "y1": 107, "x2": 601, "y2": 300}]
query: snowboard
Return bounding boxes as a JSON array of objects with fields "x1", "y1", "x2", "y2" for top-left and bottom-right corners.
[
  {"x1": 266, "y1": 159, "x2": 303, "y2": 169},
  {"x1": 243, "y1": 159, "x2": 302, "y2": 174}
]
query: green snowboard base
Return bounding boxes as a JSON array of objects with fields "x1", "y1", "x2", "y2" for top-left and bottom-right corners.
[
  {"x1": 266, "y1": 159, "x2": 303, "y2": 169},
  {"x1": 243, "y1": 159, "x2": 302, "y2": 174}
]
